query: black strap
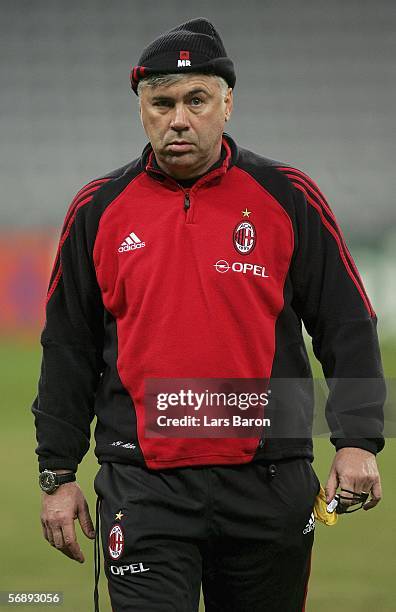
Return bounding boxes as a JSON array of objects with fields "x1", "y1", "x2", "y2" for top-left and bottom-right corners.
[
  {"x1": 335, "y1": 489, "x2": 369, "y2": 514},
  {"x1": 94, "y1": 496, "x2": 101, "y2": 612},
  {"x1": 56, "y1": 472, "x2": 76, "y2": 485}
]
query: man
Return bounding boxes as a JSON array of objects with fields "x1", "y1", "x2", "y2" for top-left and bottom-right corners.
[{"x1": 33, "y1": 18, "x2": 385, "y2": 612}]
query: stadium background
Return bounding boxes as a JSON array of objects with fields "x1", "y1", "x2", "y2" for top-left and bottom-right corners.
[{"x1": 1, "y1": 1, "x2": 395, "y2": 610}]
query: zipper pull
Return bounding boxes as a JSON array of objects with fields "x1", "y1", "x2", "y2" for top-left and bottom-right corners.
[{"x1": 184, "y1": 192, "x2": 190, "y2": 212}]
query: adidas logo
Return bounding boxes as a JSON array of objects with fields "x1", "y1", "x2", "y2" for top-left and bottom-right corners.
[
  {"x1": 118, "y1": 232, "x2": 146, "y2": 253},
  {"x1": 303, "y1": 512, "x2": 315, "y2": 535}
]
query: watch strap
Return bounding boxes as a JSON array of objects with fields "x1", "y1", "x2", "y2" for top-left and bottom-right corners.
[{"x1": 56, "y1": 472, "x2": 76, "y2": 485}]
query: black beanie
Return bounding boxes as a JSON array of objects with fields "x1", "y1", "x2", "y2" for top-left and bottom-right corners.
[{"x1": 130, "y1": 18, "x2": 236, "y2": 94}]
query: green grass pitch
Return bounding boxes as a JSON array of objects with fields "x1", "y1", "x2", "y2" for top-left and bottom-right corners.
[{"x1": 0, "y1": 340, "x2": 394, "y2": 611}]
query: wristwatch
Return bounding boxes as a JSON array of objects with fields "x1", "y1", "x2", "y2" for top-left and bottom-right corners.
[{"x1": 39, "y1": 470, "x2": 76, "y2": 494}]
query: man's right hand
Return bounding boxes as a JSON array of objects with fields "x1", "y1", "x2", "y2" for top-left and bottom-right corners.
[{"x1": 41, "y1": 481, "x2": 96, "y2": 563}]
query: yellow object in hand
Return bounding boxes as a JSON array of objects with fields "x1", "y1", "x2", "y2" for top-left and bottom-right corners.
[{"x1": 314, "y1": 485, "x2": 339, "y2": 526}]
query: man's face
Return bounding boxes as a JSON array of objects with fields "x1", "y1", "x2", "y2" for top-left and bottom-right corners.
[{"x1": 139, "y1": 74, "x2": 233, "y2": 179}]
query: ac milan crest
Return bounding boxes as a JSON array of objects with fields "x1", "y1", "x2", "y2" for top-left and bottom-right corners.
[
  {"x1": 108, "y1": 524, "x2": 124, "y2": 560},
  {"x1": 233, "y1": 221, "x2": 256, "y2": 255}
]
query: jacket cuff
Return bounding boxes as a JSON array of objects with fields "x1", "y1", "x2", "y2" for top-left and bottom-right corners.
[
  {"x1": 38, "y1": 457, "x2": 79, "y2": 473},
  {"x1": 330, "y1": 437, "x2": 385, "y2": 456}
]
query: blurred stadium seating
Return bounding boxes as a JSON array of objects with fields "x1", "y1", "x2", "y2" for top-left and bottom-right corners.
[{"x1": 1, "y1": 0, "x2": 394, "y2": 338}]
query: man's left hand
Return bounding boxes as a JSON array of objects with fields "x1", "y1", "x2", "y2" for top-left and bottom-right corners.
[{"x1": 325, "y1": 447, "x2": 382, "y2": 511}]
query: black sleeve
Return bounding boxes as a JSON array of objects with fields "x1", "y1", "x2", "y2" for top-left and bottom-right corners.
[
  {"x1": 32, "y1": 189, "x2": 105, "y2": 472},
  {"x1": 288, "y1": 171, "x2": 386, "y2": 455}
]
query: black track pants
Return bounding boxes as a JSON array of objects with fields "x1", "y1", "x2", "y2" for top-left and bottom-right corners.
[{"x1": 94, "y1": 458, "x2": 320, "y2": 612}]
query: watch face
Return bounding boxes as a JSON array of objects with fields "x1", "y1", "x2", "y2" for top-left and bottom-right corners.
[{"x1": 39, "y1": 471, "x2": 57, "y2": 493}]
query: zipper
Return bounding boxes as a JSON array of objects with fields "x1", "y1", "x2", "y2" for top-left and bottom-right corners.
[
  {"x1": 144, "y1": 163, "x2": 194, "y2": 223},
  {"x1": 145, "y1": 138, "x2": 231, "y2": 225},
  {"x1": 146, "y1": 172, "x2": 193, "y2": 223},
  {"x1": 183, "y1": 190, "x2": 193, "y2": 224}
]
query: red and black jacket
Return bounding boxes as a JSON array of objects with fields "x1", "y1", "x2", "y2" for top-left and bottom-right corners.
[{"x1": 32, "y1": 134, "x2": 385, "y2": 472}]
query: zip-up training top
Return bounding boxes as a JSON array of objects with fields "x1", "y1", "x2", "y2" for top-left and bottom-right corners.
[{"x1": 32, "y1": 134, "x2": 386, "y2": 472}]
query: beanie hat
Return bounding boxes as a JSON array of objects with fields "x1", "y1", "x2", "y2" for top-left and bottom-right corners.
[{"x1": 130, "y1": 18, "x2": 236, "y2": 94}]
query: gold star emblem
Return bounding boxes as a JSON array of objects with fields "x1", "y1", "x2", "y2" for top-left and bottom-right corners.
[
  {"x1": 242, "y1": 208, "x2": 251, "y2": 218},
  {"x1": 115, "y1": 511, "x2": 124, "y2": 521}
]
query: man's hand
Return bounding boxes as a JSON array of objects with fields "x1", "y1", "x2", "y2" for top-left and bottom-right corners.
[
  {"x1": 325, "y1": 447, "x2": 382, "y2": 511},
  {"x1": 41, "y1": 481, "x2": 96, "y2": 562}
]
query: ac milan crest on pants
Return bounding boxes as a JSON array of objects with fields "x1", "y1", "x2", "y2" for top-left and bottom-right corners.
[
  {"x1": 108, "y1": 524, "x2": 124, "y2": 560},
  {"x1": 94, "y1": 458, "x2": 319, "y2": 611}
]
